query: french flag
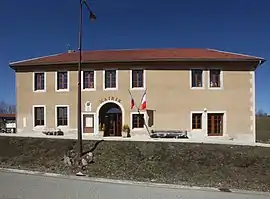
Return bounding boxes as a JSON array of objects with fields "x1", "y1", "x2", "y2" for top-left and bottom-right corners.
[{"x1": 140, "y1": 92, "x2": 146, "y2": 110}]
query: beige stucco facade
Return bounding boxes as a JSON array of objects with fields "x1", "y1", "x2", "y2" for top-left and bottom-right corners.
[{"x1": 14, "y1": 60, "x2": 259, "y2": 143}]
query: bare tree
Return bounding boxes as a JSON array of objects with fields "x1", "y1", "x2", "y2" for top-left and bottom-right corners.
[{"x1": 0, "y1": 101, "x2": 16, "y2": 114}]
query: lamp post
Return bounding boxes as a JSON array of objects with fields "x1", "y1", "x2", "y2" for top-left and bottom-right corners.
[{"x1": 77, "y1": 0, "x2": 96, "y2": 157}]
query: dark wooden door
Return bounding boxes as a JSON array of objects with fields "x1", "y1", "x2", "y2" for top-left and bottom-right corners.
[
  {"x1": 116, "y1": 113, "x2": 122, "y2": 136},
  {"x1": 83, "y1": 114, "x2": 94, "y2": 133},
  {"x1": 104, "y1": 113, "x2": 122, "y2": 136}
]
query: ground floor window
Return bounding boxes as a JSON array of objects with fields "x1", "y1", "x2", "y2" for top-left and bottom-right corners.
[
  {"x1": 34, "y1": 106, "x2": 45, "y2": 126},
  {"x1": 192, "y1": 113, "x2": 202, "y2": 129},
  {"x1": 132, "y1": 113, "x2": 144, "y2": 129},
  {"x1": 207, "y1": 113, "x2": 223, "y2": 136},
  {"x1": 56, "y1": 106, "x2": 68, "y2": 126}
]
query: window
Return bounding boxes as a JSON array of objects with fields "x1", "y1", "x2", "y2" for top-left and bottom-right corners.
[
  {"x1": 34, "y1": 106, "x2": 45, "y2": 126},
  {"x1": 56, "y1": 106, "x2": 68, "y2": 126},
  {"x1": 34, "y1": 72, "x2": 45, "y2": 91},
  {"x1": 56, "y1": 71, "x2": 68, "y2": 90},
  {"x1": 131, "y1": 70, "x2": 144, "y2": 88},
  {"x1": 209, "y1": 69, "x2": 221, "y2": 88},
  {"x1": 132, "y1": 113, "x2": 145, "y2": 129},
  {"x1": 207, "y1": 113, "x2": 223, "y2": 136},
  {"x1": 104, "y1": 70, "x2": 117, "y2": 89},
  {"x1": 192, "y1": 113, "x2": 202, "y2": 129},
  {"x1": 191, "y1": 69, "x2": 203, "y2": 88},
  {"x1": 83, "y1": 71, "x2": 95, "y2": 89}
]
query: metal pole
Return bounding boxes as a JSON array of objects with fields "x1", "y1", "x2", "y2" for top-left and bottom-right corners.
[{"x1": 77, "y1": 0, "x2": 83, "y2": 157}]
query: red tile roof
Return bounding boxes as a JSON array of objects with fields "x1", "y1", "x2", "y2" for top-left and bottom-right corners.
[
  {"x1": 9, "y1": 48, "x2": 265, "y2": 67},
  {"x1": 0, "y1": 114, "x2": 16, "y2": 118}
]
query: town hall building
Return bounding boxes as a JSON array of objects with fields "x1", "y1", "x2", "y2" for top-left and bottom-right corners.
[{"x1": 9, "y1": 48, "x2": 265, "y2": 143}]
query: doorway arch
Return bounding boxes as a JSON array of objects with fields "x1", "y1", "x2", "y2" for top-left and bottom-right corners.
[{"x1": 96, "y1": 101, "x2": 125, "y2": 136}]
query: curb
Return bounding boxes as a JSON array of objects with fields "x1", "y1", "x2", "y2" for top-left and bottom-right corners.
[{"x1": 0, "y1": 167, "x2": 269, "y2": 196}]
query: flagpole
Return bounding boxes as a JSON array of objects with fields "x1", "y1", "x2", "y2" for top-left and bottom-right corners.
[
  {"x1": 140, "y1": 89, "x2": 151, "y2": 136},
  {"x1": 128, "y1": 89, "x2": 151, "y2": 136}
]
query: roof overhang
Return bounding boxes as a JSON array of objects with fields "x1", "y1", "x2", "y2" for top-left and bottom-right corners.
[{"x1": 9, "y1": 58, "x2": 265, "y2": 69}]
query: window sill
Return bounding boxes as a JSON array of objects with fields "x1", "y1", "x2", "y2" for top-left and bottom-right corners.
[
  {"x1": 104, "y1": 88, "x2": 117, "y2": 91},
  {"x1": 82, "y1": 88, "x2": 96, "y2": 92},
  {"x1": 190, "y1": 87, "x2": 205, "y2": 90},
  {"x1": 33, "y1": 90, "x2": 46, "y2": 93},
  {"x1": 55, "y1": 89, "x2": 69, "y2": 92},
  {"x1": 56, "y1": 125, "x2": 69, "y2": 129},
  {"x1": 130, "y1": 87, "x2": 145, "y2": 90}
]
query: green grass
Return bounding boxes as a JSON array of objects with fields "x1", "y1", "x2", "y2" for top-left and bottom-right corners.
[
  {"x1": 0, "y1": 136, "x2": 270, "y2": 192},
  {"x1": 256, "y1": 116, "x2": 270, "y2": 143}
]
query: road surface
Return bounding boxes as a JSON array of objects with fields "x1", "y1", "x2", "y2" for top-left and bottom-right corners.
[{"x1": 0, "y1": 170, "x2": 269, "y2": 199}]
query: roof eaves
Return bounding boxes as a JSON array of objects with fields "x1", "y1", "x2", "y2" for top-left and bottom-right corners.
[
  {"x1": 9, "y1": 58, "x2": 264, "y2": 67},
  {"x1": 9, "y1": 53, "x2": 64, "y2": 66}
]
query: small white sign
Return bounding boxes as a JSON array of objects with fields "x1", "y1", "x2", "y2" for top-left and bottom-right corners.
[{"x1": 85, "y1": 117, "x2": 93, "y2": 128}]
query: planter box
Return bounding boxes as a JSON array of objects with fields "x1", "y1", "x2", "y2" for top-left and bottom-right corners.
[{"x1": 122, "y1": 131, "x2": 128, "y2": 138}]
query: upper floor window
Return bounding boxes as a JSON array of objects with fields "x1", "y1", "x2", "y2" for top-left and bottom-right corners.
[
  {"x1": 191, "y1": 69, "x2": 203, "y2": 88},
  {"x1": 83, "y1": 71, "x2": 95, "y2": 90},
  {"x1": 131, "y1": 70, "x2": 144, "y2": 88},
  {"x1": 56, "y1": 71, "x2": 68, "y2": 91},
  {"x1": 34, "y1": 72, "x2": 45, "y2": 91},
  {"x1": 209, "y1": 69, "x2": 221, "y2": 88},
  {"x1": 104, "y1": 70, "x2": 117, "y2": 89},
  {"x1": 56, "y1": 106, "x2": 68, "y2": 126}
]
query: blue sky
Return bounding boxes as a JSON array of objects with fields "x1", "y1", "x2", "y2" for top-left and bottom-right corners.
[{"x1": 0, "y1": 0, "x2": 269, "y2": 113}]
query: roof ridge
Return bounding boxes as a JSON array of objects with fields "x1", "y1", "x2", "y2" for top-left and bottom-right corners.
[{"x1": 81, "y1": 48, "x2": 204, "y2": 53}]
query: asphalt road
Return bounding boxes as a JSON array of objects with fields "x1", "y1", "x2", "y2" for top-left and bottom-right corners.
[{"x1": 0, "y1": 171, "x2": 269, "y2": 199}]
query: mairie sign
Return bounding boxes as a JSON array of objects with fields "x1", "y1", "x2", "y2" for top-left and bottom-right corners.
[{"x1": 99, "y1": 96, "x2": 121, "y2": 104}]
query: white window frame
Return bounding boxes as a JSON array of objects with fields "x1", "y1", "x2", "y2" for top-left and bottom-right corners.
[
  {"x1": 190, "y1": 69, "x2": 205, "y2": 89},
  {"x1": 130, "y1": 111, "x2": 147, "y2": 130},
  {"x1": 32, "y1": 72, "x2": 46, "y2": 92},
  {"x1": 32, "y1": 105, "x2": 46, "y2": 129},
  {"x1": 208, "y1": 69, "x2": 223, "y2": 90},
  {"x1": 81, "y1": 70, "x2": 96, "y2": 91},
  {"x1": 190, "y1": 111, "x2": 204, "y2": 131},
  {"x1": 55, "y1": 105, "x2": 69, "y2": 128},
  {"x1": 130, "y1": 69, "x2": 146, "y2": 90},
  {"x1": 206, "y1": 111, "x2": 227, "y2": 137},
  {"x1": 103, "y1": 69, "x2": 118, "y2": 91},
  {"x1": 55, "y1": 71, "x2": 69, "y2": 92}
]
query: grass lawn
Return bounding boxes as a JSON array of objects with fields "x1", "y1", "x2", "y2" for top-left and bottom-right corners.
[
  {"x1": 0, "y1": 136, "x2": 270, "y2": 192},
  {"x1": 256, "y1": 116, "x2": 270, "y2": 143}
]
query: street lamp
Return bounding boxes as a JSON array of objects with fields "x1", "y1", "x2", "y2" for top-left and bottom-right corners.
[{"x1": 77, "y1": 0, "x2": 96, "y2": 157}]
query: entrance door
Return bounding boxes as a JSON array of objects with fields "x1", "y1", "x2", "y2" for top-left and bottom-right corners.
[
  {"x1": 98, "y1": 102, "x2": 123, "y2": 137},
  {"x1": 83, "y1": 114, "x2": 94, "y2": 133},
  {"x1": 104, "y1": 113, "x2": 122, "y2": 136}
]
